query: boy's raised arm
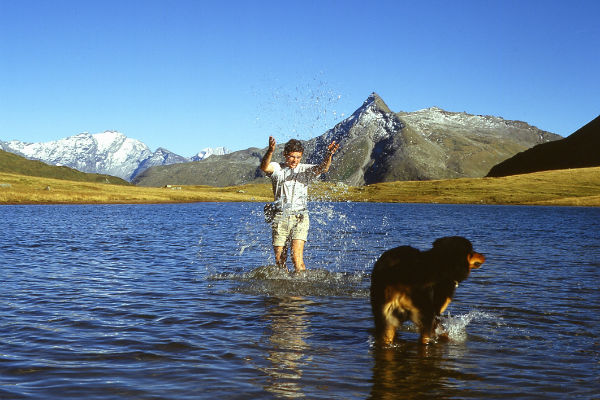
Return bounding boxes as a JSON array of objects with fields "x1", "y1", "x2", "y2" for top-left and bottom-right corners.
[
  {"x1": 311, "y1": 141, "x2": 339, "y2": 175},
  {"x1": 260, "y1": 136, "x2": 276, "y2": 174}
]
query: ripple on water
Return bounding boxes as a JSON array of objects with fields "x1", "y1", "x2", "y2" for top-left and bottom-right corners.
[{"x1": 1, "y1": 203, "x2": 599, "y2": 399}]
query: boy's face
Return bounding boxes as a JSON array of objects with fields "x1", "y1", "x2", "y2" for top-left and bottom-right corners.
[{"x1": 284, "y1": 151, "x2": 303, "y2": 169}]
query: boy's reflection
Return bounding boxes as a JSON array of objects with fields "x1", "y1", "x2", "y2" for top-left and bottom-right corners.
[{"x1": 262, "y1": 296, "x2": 313, "y2": 398}]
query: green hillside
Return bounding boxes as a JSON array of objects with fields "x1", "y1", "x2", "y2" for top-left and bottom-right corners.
[
  {"x1": 0, "y1": 149, "x2": 129, "y2": 185},
  {"x1": 487, "y1": 115, "x2": 600, "y2": 177}
]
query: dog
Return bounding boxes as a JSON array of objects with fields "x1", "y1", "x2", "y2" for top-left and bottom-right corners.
[{"x1": 370, "y1": 236, "x2": 485, "y2": 345}]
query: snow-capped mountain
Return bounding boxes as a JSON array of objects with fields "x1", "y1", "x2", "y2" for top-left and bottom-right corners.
[
  {"x1": 133, "y1": 92, "x2": 562, "y2": 187},
  {"x1": 1, "y1": 93, "x2": 562, "y2": 187},
  {"x1": 132, "y1": 147, "x2": 190, "y2": 180},
  {"x1": 0, "y1": 132, "x2": 152, "y2": 181},
  {"x1": 305, "y1": 93, "x2": 560, "y2": 185},
  {"x1": 191, "y1": 147, "x2": 230, "y2": 161},
  {"x1": 0, "y1": 131, "x2": 231, "y2": 181}
]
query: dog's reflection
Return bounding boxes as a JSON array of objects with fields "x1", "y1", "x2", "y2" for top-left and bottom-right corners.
[
  {"x1": 369, "y1": 339, "x2": 481, "y2": 399},
  {"x1": 262, "y1": 296, "x2": 313, "y2": 399},
  {"x1": 370, "y1": 342, "x2": 445, "y2": 399}
]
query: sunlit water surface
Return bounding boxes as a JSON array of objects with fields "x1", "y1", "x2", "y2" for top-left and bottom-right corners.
[{"x1": 1, "y1": 202, "x2": 598, "y2": 399}]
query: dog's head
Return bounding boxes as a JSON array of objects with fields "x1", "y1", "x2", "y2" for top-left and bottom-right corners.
[{"x1": 432, "y1": 236, "x2": 485, "y2": 282}]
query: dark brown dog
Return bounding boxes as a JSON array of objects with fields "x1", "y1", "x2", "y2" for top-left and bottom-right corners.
[{"x1": 370, "y1": 236, "x2": 485, "y2": 345}]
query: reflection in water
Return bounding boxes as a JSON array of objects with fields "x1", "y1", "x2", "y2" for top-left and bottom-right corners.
[
  {"x1": 369, "y1": 341, "x2": 482, "y2": 399},
  {"x1": 2, "y1": 203, "x2": 598, "y2": 398},
  {"x1": 262, "y1": 297, "x2": 313, "y2": 399}
]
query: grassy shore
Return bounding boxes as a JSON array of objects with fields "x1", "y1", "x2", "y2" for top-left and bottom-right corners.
[{"x1": 1, "y1": 167, "x2": 599, "y2": 206}]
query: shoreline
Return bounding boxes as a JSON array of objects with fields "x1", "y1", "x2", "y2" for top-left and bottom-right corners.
[
  {"x1": 1, "y1": 167, "x2": 599, "y2": 207},
  {"x1": 1, "y1": 199, "x2": 597, "y2": 208}
]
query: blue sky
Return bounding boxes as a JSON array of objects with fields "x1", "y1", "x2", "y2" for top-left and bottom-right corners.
[{"x1": 1, "y1": 0, "x2": 599, "y2": 156}]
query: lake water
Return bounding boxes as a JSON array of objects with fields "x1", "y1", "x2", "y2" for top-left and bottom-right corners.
[{"x1": 1, "y1": 202, "x2": 599, "y2": 399}]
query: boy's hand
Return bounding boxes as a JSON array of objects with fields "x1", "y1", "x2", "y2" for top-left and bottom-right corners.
[
  {"x1": 261, "y1": 136, "x2": 277, "y2": 173},
  {"x1": 327, "y1": 141, "x2": 339, "y2": 156},
  {"x1": 268, "y1": 136, "x2": 276, "y2": 152}
]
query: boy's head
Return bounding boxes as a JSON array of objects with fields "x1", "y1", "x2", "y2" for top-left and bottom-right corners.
[
  {"x1": 283, "y1": 139, "x2": 304, "y2": 169},
  {"x1": 283, "y1": 139, "x2": 304, "y2": 155}
]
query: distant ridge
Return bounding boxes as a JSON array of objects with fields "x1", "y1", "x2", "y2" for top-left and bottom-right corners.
[
  {"x1": 0, "y1": 149, "x2": 129, "y2": 185},
  {"x1": 134, "y1": 92, "x2": 560, "y2": 187},
  {"x1": 0, "y1": 131, "x2": 230, "y2": 181},
  {"x1": 487, "y1": 115, "x2": 600, "y2": 177},
  {"x1": 305, "y1": 92, "x2": 559, "y2": 185}
]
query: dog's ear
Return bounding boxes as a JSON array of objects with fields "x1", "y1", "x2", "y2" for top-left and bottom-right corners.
[
  {"x1": 432, "y1": 237, "x2": 450, "y2": 249},
  {"x1": 432, "y1": 236, "x2": 473, "y2": 253}
]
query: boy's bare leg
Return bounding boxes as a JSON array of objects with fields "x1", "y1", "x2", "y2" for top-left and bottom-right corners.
[
  {"x1": 291, "y1": 239, "x2": 306, "y2": 272},
  {"x1": 273, "y1": 246, "x2": 287, "y2": 269}
]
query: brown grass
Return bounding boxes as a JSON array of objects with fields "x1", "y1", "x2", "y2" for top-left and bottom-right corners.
[
  {"x1": 0, "y1": 173, "x2": 272, "y2": 204},
  {"x1": 1, "y1": 167, "x2": 599, "y2": 206},
  {"x1": 311, "y1": 167, "x2": 600, "y2": 206}
]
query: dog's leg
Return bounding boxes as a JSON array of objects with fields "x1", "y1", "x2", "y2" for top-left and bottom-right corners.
[
  {"x1": 419, "y1": 313, "x2": 436, "y2": 345},
  {"x1": 373, "y1": 299, "x2": 403, "y2": 346},
  {"x1": 374, "y1": 320, "x2": 396, "y2": 346},
  {"x1": 439, "y1": 297, "x2": 452, "y2": 314},
  {"x1": 434, "y1": 297, "x2": 452, "y2": 341},
  {"x1": 373, "y1": 307, "x2": 398, "y2": 346},
  {"x1": 433, "y1": 315, "x2": 450, "y2": 342},
  {"x1": 381, "y1": 326, "x2": 396, "y2": 345}
]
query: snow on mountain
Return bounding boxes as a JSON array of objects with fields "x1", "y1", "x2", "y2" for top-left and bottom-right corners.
[
  {"x1": 306, "y1": 93, "x2": 403, "y2": 163},
  {"x1": 132, "y1": 147, "x2": 190, "y2": 179},
  {"x1": 0, "y1": 131, "x2": 230, "y2": 181},
  {"x1": 132, "y1": 92, "x2": 562, "y2": 188},
  {"x1": 191, "y1": 147, "x2": 230, "y2": 161},
  {"x1": 304, "y1": 92, "x2": 561, "y2": 185},
  {"x1": 0, "y1": 132, "x2": 152, "y2": 180},
  {"x1": 399, "y1": 107, "x2": 544, "y2": 135}
]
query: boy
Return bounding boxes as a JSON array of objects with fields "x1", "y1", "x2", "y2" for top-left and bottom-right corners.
[{"x1": 260, "y1": 136, "x2": 339, "y2": 272}]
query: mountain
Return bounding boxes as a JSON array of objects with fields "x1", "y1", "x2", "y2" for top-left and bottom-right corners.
[
  {"x1": 132, "y1": 147, "x2": 189, "y2": 179},
  {"x1": 134, "y1": 93, "x2": 560, "y2": 187},
  {"x1": 0, "y1": 131, "x2": 230, "y2": 181},
  {"x1": 0, "y1": 131, "x2": 153, "y2": 181},
  {"x1": 132, "y1": 147, "x2": 265, "y2": 187},
  {"x1": 486, "y1": 115, "x2": 600, "y2": 177},
  {"x1": 191, "y1": 147, "x2": 231, "y2": 161},
  {"x1": 303, "y1": 93, "x2": 560, "y2": 185},
  {"x1": 0, "y1": 149, "x2": 129, "y2": 185}
]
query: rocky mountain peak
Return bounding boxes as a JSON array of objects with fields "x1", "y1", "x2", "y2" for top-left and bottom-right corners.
[
  {"x1": 352, "y1": 92, "x2": 393, "y2": 118},
  {"x1": 342, "y1": 93, "x2": 404, "y2": 142},
  {"x1": 133, "y1": 92, "x2": 562, "y2": 187},
  {"x1": 304, "y1": 94, "x2": 561, "y2": 185},
  {"x1": 2, "y1": 92, "x2": 564, "y2": 188},
  {"x1": 154, "y1": 147, "x2": 177, "y2": 155}
]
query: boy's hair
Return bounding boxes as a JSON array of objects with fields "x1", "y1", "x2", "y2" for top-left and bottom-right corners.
[{"x1": 283, "y1": 139, "x2": 304, "y2": 155}]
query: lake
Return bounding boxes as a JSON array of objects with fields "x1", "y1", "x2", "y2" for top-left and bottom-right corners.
[{"x1": 1, "y1": 202, "x2": 598, "y2": 399}]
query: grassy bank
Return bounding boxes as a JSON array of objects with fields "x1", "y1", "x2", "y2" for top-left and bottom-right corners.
[
  {"x1": 0, "y1": 149, "x2": 130, "y2": 185},
  {"x1": 311, "y1": 167, "x2": 600, "y2": 206},
  {"x1": 1, "y1": 167, "x2": 599, "y2": 206},
  {"x1": 0, "y1": 173, "x2": 273, "y2": 204}
]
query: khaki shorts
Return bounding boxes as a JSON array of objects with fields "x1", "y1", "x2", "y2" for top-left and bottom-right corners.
[{"x1": 271, "y1": 213, "x2": 310, "y2": 246}]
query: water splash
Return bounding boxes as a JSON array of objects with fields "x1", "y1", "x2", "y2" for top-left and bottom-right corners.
[
  {"x1": 252, "y1": 73, "x2": 344, "y2": 143},
  {"x1": 437, "y1": 310, "x2": 499, "y2": 342},
  {"x1": 208, "y1": 265, "x2": 370, "y2": 298},
  {"x1": 230, "y1": 200, "x2": 381, "y2": 274}
]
